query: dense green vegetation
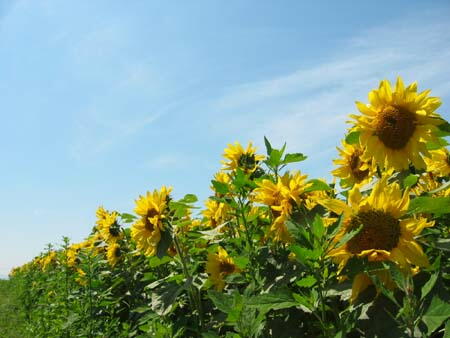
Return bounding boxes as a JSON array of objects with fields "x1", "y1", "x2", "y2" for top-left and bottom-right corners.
[{"x1": 0, "y1": 279, "x2": 28, "y2": 338}]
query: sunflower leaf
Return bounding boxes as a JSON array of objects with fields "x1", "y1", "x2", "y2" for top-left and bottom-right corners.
[
  {"x1": 304, "y1": 179, "x2": 332, "y2": 193},
  {"x1": 422, "y1": 296, "x2": 450, "y2": 335},
  {"x1": 211, "y1": 180, "x2": 229, "y2": 195},
  {"x1": 282, "y1": 152, "x2": 307, "y2": 164},
  {"x1": 421, "y1": 272, "x2": 439, "y2": 300},
  {"x1": 408, "y1": 196, "x2": 450, "y2": 215},
  {"x1": 264, "y1": 136, "x2": 273, "y2": 155},
  {"x1": 402, "y1": 174, "x2": 418, "y2": 189},
  {"x1": 345, "y1": 131, "x2": 360, "y2": 145}
]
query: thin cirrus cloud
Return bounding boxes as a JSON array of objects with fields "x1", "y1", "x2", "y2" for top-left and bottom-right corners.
[{"x1": 204, "y1": 13, "x2": 450, "y2": 177}]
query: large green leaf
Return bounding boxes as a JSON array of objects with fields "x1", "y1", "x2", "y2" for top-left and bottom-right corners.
[
  {"x1": 422, "y1": 296, "x2": 450, "y2": 335},
  {"x1": 245, "y1": 289, "x2": 297, "y2": 313},
  {"x1": 408, "y1": 196, "x2": 450, "y2": 215}
]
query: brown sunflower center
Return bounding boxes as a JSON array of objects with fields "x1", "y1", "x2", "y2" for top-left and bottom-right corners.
[
  {"x1": 238, "y1": 153, "x2": 257, "y2": 171},
  {"x1": 346, "y1": 210, "x2": 400, "y2": 254},
  {"x1": 219, "y1": 260, "x2": 236, "y2": 274},
  {"x1": 144, "y1": 209, "x2": 158, "y2": 231},
  {"x1": 349, "y1": 150, "x2": 369, "y2": 182},
  {"x1": 114, "y1": 247, "x2": 121, "y2": 257},
  {"x1": 375, "y1": 106, "x2": 416, "y2": 150},
  {"x1": 109, "y1": 222, "x2": 120, "y2": 237}
]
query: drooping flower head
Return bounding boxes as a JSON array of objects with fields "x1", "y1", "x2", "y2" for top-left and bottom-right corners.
[
  {"x1": 351, "y1": 77, "x2": 442, "y2": 170},
  {"x1": 131, "y1": 186, "x2": 172, "y2": 257},
  {"x1": 206, "y1": 247, "x2": 240, "y2": 291},
  {"x1": 332, "y1": 142, "x2": 375, "y2": 187},
  {"x1": 222, "y1": 142, "x2": 265, "y2": 174},
  {"x1": 321, "y1": 176, "x2": 434, "y2": 300}
]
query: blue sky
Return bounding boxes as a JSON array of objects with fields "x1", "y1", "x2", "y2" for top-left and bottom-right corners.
[{"x1": 1, "y1": 0, "x2": 450, "y2": 277}]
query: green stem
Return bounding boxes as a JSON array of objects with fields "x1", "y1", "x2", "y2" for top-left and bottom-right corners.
[{"x1": 172, "y1": 231, "x2": 204, "y2": 332}]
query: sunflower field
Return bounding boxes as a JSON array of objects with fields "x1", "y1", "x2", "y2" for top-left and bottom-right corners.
[{"x1": 8, "y1": 78, "x2": 450, "y2": 337}]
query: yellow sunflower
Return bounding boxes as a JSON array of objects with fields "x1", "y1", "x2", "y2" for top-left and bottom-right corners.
[
  {"x1": 106, "y1": 242, "x2": 122, "y2": 266},
  {"x1": 202, "y1": 198, "x2": 231, "y2": 229},
  {"x1": 66, "y1": 243, "x2": 82, "y2": 267},
  {"x1": 222, "y1": 142, "x2": 265, "y2": 174},
  {"x1": 41, "y1": 251, "x2": 57, "y2": 271},
  {"x1": 95, "y1": 206, "x2": 108, "y2": 230},
  {"x1": 320, "y1": 176, "x2": 434, "y2": 300},
  {"x1": 131, "y1": 186, "x2": 172, "y2": 257},
  {"x1": 424, "y1": 148, "x2": 450, "y2": 177},
  {"x1": 99, "y1": 211, "x2": 122, "y2": 244},
  {"x1": 252, "y1": 171, "x2": 310, "y2": 242},
  {"x1": 412, "y1": 173, "x2": 450, "y2": 197},
  {"x1": 206, "y1": 247, "x2": 240, "y2": 291},
  {"x1": 332, "y1": 142, "x2": 375, "y2": 187},
  {"x1": 351, "y1": 77, "x2": 442, "y2": 170}
]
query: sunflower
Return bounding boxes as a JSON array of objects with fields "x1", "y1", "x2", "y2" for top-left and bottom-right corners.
[
  {"x1": 66, "y1": 243, "x2": 82, "y2": 267},
  {"x1": 41, "y1": 251, "x2": 57, "y2": 271},
  {"x1": 106, "y1": 242, "x2": 122, "y2": 266},
  {"x1": 412, "y1": 173, "x2": 450, "y2": 197},
  {"x1": 95, "y1": 206, "x2": 108, "y2": 230},
  {"x1": 206, "y1": 247, "x2": 240, "y2": 291},
  {"x1": 99, "y1": 211, "x2": 122, "y2": 244},
  {"x1": 131, "y1": 186, "x2": 172, "y2": 257},
  {"x1": 424, "y1": 148, "x2": 450, "y2": 177},
  {"x1": 252, "y1": 171, "x2": 310, "y2": 242},
  {"x1": 320, "y1": 176, "x2": 434, "y2": 300},
  {"x1": 202, "y1": 199, "x2": 231, "y2": 229},
  {"x1": 351, "y1": 77, "x2": 442, "y2": 170},
  {"x1": 222, "y1": 142, "x2": 265, "y2": 174},
  {"x1": 332, "y1": 142, "x2": 374, "y2": 187}
]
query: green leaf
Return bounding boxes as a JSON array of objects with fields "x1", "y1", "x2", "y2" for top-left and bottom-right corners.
[
  {"x1": 266, "y1": 149, "x2": 283, "y2": 167},
  {"x1": 345, "y1": 131, "x2": 360, "y2": 145},
  {"x1": 422, "y1": 296, "x2": 450, "y2": 335},
  {"x1": 292, "y1": 293, "x2": 313, "y2": 312},
  {"x1": 151, "y1": 282, "x2": 185, "y2": 316},
  {"x1": 207, "y1": 290, "x2": 234, "y2": 314},
  {"x1": 156, "y1": 229, "x2": 173, "y2": 259},
  {"x1": 435, "y1": 239, "x2": 450, "y2": 252},
  {"x1": 311, "y1": 214, "x2": 325, "y2": 240},
  {"x1": 211, "y1": 180, "x2": 229, "y2": 194},
  {"x1": 121, "y1": 213, "x2": 137, "y2": 222},
  {"x1": 296, "y1": 275, "x2": 317, "y2": 288},
  {"x1": 282, "y1": 153, "x2": 307, "y2": 164},
  {"x1": 246, "y1": 289, "x2": 297, "y2": 313},
  {"x1": 180, "y1": 194, "x2": 198, "y2": 203},
  {"x1": 426, "y1": 137, "x2": 449, "y2": 150},
  {"x1": 444, "y1": 320, "x2": 450, "y2": 338},
  {"x1": 264, "y1": 136, "x2": 273, "y2": 155},
  {"x1": 403, "y1": 174, "x2": 418, "y2": 189},
  {"x1": 304, "y1": 179, "x2": 332, "y2": 193},
  {"x1": 234, "y1": 256, "x2": 249, "y2": 270},
  {"x1": 408, "y1": 196, "x2": 450, "y2": 215},
  {"x1": 289, "y1": 245, "x2": 321, "y2": 264},
  {"x1": 421, "y1": 273, "x2": 439, "y2": 300},
  {"x1": 436, "y1": 120, "x2": 450, "y2": 137}
]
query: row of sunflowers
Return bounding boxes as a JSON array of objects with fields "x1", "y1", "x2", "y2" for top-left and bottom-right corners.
[{"x1": 9, "y1": 78, "x2": 450, "y2": 337}]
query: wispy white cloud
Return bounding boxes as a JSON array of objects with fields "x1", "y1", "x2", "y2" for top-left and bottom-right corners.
[{"x1": 206, "y1": 12, "x2": 450, "y2": 177}]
